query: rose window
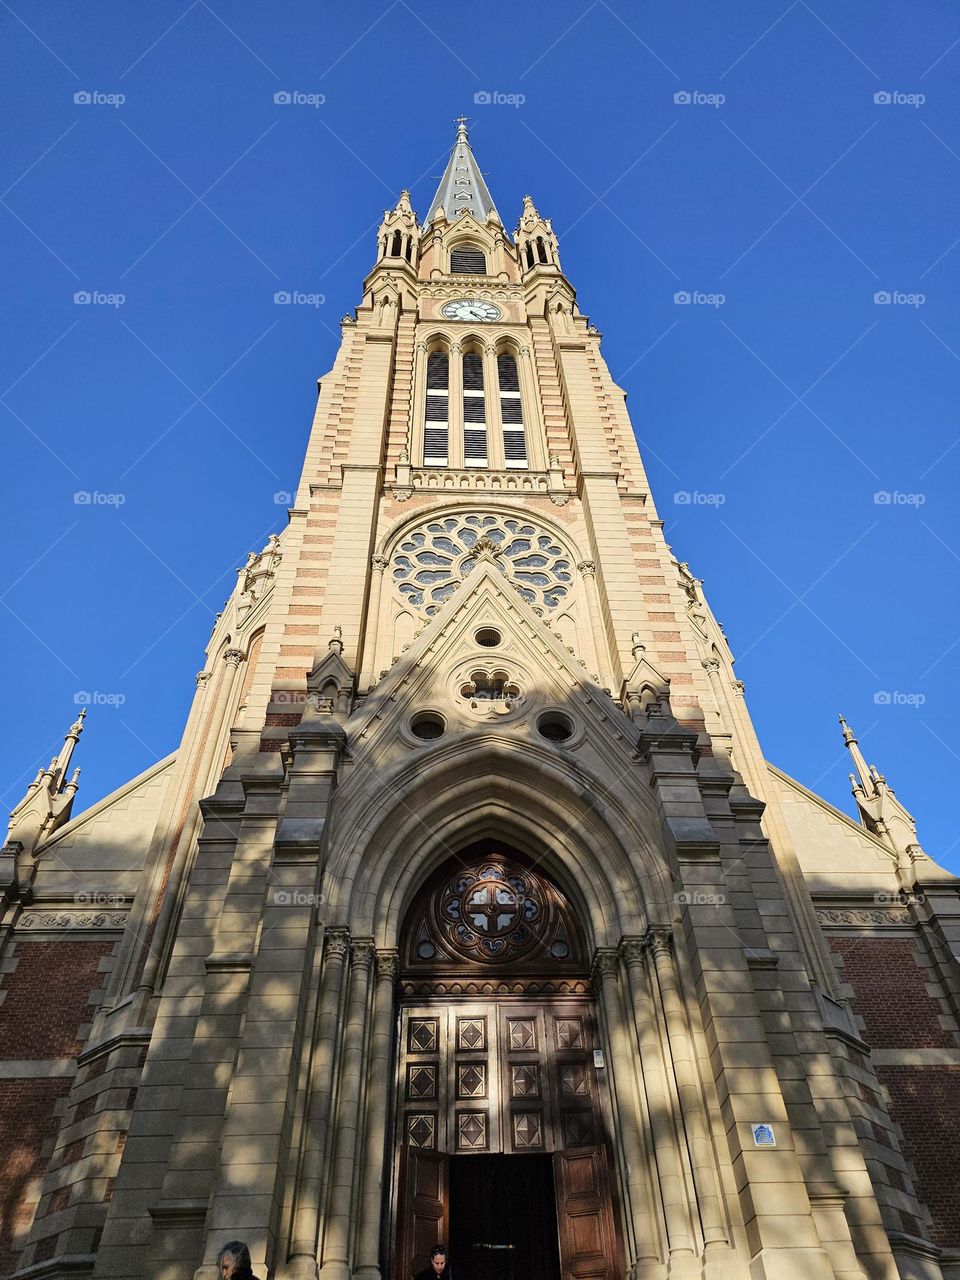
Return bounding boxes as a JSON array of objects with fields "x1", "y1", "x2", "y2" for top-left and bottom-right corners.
[{"x1": 391, "y1": 513, "x2": 573, "y2": 617}]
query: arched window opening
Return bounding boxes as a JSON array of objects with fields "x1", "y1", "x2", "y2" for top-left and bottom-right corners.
[
  {"x1": 391, "y1": 230, "x2": 403, "y2": 257},
  {"x1": 497, "y1": 353, "x2": 527, "y2": 469},
  {"x1": 537, "y1": 237, "x2": 548, "y2": 264},
  {"x1": 462, "y1": 351, "x2": 487, "y2": 467},
  {"x1": 405, "y1": 237, "x2": 413, "y2": 262},
  {"x1": 451, "y1": 246, "x2": 487, "y2": 274},
  {"x1": 423, "y1": 350, "x2": 449, "y2": 467},
  {"x1": 525, "y1": 242, "x2": 535, "y2": 269}
]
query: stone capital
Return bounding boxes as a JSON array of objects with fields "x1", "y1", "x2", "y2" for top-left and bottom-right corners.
[
  {"x1": 223, "y1": 648, "x2": 245, "y2": 670},
  {"x1": 376, "y1": 950, "x2": 400, "y2": 981},
  {"x1": 325, "y1": 928, "x2": 350, "y2": 962},
  {"x1": 577, "y1": 559, "x2": 597, "y2": 578}
]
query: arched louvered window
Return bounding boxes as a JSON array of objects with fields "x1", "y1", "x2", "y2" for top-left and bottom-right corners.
[
  {"x1": 423, "y1": 351, "x2": 449, "y2": 467},
  {"x1": 462, "y1": 352, "x2": 487, "y2": 467},
  {"x1": 498, "y1": 353, "x2": 527, "y2": 469},
  {"x1": 451, "y1": 246, "x2": 487, "y2": 274}
]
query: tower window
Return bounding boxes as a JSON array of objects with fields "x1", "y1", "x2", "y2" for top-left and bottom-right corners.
[
  {"x1": 451, "y1": 246, "x2": 487, "y2": 274},
  {"x1": 462, "y1": 352, "x2": 487, "y2": 467},
  {"x1": 391, "y1": 230, "x2": 402, "y2": 257},
  {"x1": 525, "y1": 242, "x2": 534, "y2": 269},
  {"x1": 537, "y1": 237, "x2": 548, "y2": 264},
  {"x1": 497, "y1": 353, "x2": 527, "y2": 470},
  {"x1": 423, "y1": 351, "x2": 449, "y2": 467}
]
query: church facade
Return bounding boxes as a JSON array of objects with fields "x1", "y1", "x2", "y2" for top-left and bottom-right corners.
[{"x1": 2, "y1": 122, "x2": 959, "y2": 1280}]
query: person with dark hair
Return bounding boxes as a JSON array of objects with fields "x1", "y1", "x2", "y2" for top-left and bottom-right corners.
[
  {"x1": 216, "y1": 1240, "x2": 259, "y2": 1280},
  {"x1": 414, "y1": 1244, "x2": 451, "y2": 1278}
]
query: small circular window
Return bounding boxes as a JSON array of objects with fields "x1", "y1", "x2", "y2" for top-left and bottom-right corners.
[
  {"x1": 410, "y1": 712, "x2": 445, "y2": 741},
  {"x1": 537, "y1": 711, "x2": 574, "y2": 743},
  {"x1": 475, "y1": 627, "x2": 501, "y2": 648}
]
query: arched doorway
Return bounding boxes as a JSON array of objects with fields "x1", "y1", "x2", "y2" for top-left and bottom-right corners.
[{"x1": 392, "y1": 843, "x2": 626, "y2": 1280}]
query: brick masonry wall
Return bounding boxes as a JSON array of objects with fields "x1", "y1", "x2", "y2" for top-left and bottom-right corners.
[
  {"x1": 0, "y1": 941, "x2": 113, "y2": 1274},
  {"x1": 0, "y1": 1079, "x2": 72, "y2": 1274},
  {"x1": 829, "y1": 935, "x2": 960, "y2": 1246},
  {"x1": 875, "y1": 1065, "x2": 960, "y2": 1246},
  {"x1": 828, "y1": 937, "x2": 955, "y2": 1049},
  {"x1": 0, "y1": 942, "x2": 112, "y2": 1059}
]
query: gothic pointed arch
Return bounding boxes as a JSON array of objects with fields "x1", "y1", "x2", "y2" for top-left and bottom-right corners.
[{"x1": 400, "y1": 840, "x2": 590, "y2": 997}]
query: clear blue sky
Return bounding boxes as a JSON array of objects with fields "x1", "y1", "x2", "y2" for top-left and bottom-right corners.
[{"x1": 2, "y1": 1, "x2": 959, "y2": 873}]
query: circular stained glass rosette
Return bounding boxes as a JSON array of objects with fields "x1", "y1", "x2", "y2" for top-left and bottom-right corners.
[
  {"x1": 391, "y1": 514, "x2": 573, "y2": 617},
  {"x1": 441, "y1": 865, "x2": 544, "y2": 961}
]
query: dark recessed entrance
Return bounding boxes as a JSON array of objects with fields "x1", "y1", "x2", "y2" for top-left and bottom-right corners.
[{"x1": 450, "y1": 1154, "x2": 561, "y2": 1280}]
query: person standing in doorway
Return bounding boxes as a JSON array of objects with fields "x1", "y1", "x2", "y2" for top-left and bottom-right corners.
[{"x1": 414, "y1": 1243, "x2": 451, "y2": 1279}]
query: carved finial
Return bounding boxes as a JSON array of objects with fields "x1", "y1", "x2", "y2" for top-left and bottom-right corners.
[{"x1": 329, "y1": 625, "x2": 344, "y2": 654}]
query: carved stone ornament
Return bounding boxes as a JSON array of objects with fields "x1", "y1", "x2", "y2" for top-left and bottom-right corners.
[
  {"x1": 19, "y1": 910, "x2": 127, "y2": 930},
  {"x1": 325, "y1": 929, "x2": 350, "y2": 961},
  {"x1": 815, "y1": 908, "x2": 911, "y2": 926},
  {"x1": 223, "y1": 648, "x2": 245, "y2": 670},
  {"x1": 391, "y1": 513, "x2": 574, "y2": 619}
]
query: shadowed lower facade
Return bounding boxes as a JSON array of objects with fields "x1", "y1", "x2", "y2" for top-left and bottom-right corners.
[{"x1": 2, "y1": 122, "x2": 959, "y2": 1280}]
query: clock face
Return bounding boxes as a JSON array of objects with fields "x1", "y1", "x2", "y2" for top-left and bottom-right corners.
[{"x1": 440, "y1": 299, "x2": 502, "y2": 323}]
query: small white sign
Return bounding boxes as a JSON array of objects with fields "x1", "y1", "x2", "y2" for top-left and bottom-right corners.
[
  {"x1": 752, "y1": 1123, "x2": 776, "y2": 1147},
  {"x1": 593, "y1": 1049, "x2": 605, "y2": 1069}
]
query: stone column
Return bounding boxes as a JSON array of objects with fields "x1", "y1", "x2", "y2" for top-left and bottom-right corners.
[
  {"x1": 283, "y1": 929, "x2": 350, "y2": 1277},
  {"x1": 482, "y1": 342, "x2": 503, "y2": 471},
  {"x1": 318, "y1": 939, "x2": 375, "y2": 1280},
  {"x1": 354, "y1": 950, "x2": 399, "y2": 1279},
  {"x1": 592, "y1": 950, "x2": 662, "y2": 1279},
  {"x1": 359, "y1": 555, "x2": 389, "y2": 691},
  {"x1": 577, "y1": 559, "x2": 614, "y2": 691},
  {"x1": 619, "y1": 938, "x2": 699, "y2": 1277},
  {"x1": 645, "y1": 930, "x2": 732, "y2": 1264}
]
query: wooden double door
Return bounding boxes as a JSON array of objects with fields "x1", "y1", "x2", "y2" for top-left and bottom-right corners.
[{"x1": 395, "y1": 999, "x2": 623, "y2": 1279}]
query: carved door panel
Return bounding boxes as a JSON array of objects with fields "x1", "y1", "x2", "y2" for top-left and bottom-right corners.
[
  {"x1": 396, "y1": 1146, "x2": 449, "y2": 1279},
  {"x1": 554, "y1": 1147, "x2": 619, "y2": 1279},
  {"x1": 399, "y1": 1001, "x2": 600, "y2": 1156}
]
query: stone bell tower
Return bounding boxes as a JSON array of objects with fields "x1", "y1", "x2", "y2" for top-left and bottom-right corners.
[{"x1": 3, "y1": 121, "x2": 959, "y2": 1280}]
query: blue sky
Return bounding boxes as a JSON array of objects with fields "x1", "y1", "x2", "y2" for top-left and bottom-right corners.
[{"x1": 2, "y1": 1, "x2": 959, "y2": 872}]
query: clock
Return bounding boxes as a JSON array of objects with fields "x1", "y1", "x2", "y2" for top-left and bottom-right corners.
[{"x1": 440, "y1": 299, "x2": 502, "y2": 322}]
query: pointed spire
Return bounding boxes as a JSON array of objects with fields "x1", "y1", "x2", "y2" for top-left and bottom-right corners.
[
  {"x1": 54, "y1": 707, "x2": 86, "y2": 781},
  {"x1": 838, "y1": 714, "x2": 872, "y2": 793},
  {"x1": 838, "y1": 713, "x2": 926, "y2": 878},
  {"x1": 3, "y1": 709, "x2": 87, "y2": 859},
  {"x1": 426, "y1": 118, "x2": 500, "y2": 226}
]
